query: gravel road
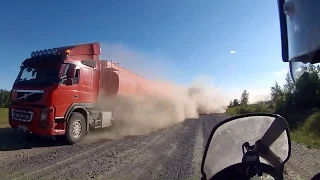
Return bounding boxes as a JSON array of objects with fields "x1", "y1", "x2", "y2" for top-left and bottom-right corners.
[{"x1": 0, "y1": 113, "x2": 319, "y2": 180}]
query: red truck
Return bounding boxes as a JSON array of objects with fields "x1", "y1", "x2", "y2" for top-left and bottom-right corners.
[{"x1": 9, "y1": 42, "x2": 152, "y2": 144}]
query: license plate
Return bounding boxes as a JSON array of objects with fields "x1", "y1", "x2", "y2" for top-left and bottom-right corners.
[{"x1": 18, "y1": 125, "x2": 28, "y2": 131}]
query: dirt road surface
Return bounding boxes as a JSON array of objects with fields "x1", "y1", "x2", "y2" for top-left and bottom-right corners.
[{"x1": 0, "y1": 114, "x2": 319, "y2": 180}]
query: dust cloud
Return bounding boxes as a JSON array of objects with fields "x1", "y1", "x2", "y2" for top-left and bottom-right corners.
[
  {"x1": 84, "y1": 42, "x2": 229, "y2": 142},
  {"x1": 84, "y1": 79, "x2": 228, "y2": 143}
]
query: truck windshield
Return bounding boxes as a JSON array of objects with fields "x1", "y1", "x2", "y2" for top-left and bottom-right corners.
[{"x1": 15, "y1": 65, "x2": 61, "y2": 85}]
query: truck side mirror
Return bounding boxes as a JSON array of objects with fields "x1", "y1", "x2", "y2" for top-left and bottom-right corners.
[{"x1": 66, "y1": 65, "x2": 76, "y2": 78}]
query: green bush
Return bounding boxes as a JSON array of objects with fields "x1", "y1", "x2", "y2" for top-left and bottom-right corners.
[
  {"x1": 0, "y1": 108, "x2": 9, "y2": 127},
  {"x1": 0, "y1": 89, "x2": 10, "y2": 108},
  {"x1": 289, "y1": 109, "x2": 320, "y2": 149},
  {"x1": 226, "y1": 103, "x2": 274, "y2": 116}
]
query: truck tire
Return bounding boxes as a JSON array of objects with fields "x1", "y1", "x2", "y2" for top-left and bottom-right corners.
[{"x1": 66, "y1": 112, "x2": 87, "y2": 144}]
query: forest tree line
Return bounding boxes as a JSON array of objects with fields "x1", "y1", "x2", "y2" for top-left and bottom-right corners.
[
  {"x1": 229, "y1": 64, "x2": 320, "y2": 112},
  {"x1": 0, "y1": 89, "x2": 10, "y2": 108}
]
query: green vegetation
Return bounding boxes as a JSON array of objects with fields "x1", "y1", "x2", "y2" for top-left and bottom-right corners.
[
  {"x1": 0, "y1": 89, "x2": 10, "y2": 108},
  {"x1": 0, "y1": 89, "x2": 10, "y2": 127},
  {"x1": 226, "y1": 102, "x2": 274, "y2": 116},
  {"x1": 227, "y1": 64, "x2": 320, "y2": 149},
  {"x1": 286, "y1": 108, "x2": 320, "y2": 149},
  {"x1": 0, "y1": 108, "x2": 9, "y2": 127}
]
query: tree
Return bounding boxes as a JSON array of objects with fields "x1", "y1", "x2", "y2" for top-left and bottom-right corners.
[
  {"x1": 268, "y1": 64, "x2": 320, "y2": 110},
  {"x1": 229, "y1": 100, "x2": 233, "y2": 107},
  {"x1": 283, "y1": 70, "x2": 295, "y2": 94},
  {"x1": 0, "y1": 89, "x2": 10, "y2": 108},
  {"x1": 270, "y1": 82, "x2": 285, "y2": 109},
  {"x1": 283, "y1": 71, "x2": 295, "y2": 108},
  {"x1": 240, "y1": 90, "x2": 249, "y2": 106},
  {"x1": 233, "y1": 99, "x2": 239, "y2": 106},
  {"x1": 294, "y1": 66, "x2": 320, "y2": 108},
  {"x1": 228, "y1": 64, "x2": 320, "y2": 112}
]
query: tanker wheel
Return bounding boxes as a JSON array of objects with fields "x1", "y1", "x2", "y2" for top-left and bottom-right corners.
[{"x1": 66, "y1": 112, "x2": 87, "y2": 144}]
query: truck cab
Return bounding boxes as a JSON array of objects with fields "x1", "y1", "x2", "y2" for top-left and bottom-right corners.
[{"x1": 9, "y1": 42, "x2": 107, "y2": 144}]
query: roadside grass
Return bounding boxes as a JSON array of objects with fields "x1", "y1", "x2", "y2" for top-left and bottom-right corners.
[
  {"x1": 226, "y1": 104, "x2": 320, "y2": 149},
  {"x1": 226, "y1": 103, "x2": 274, "y2": 116},
  {"x1": 288, "y1": 109, "x2": 320, "y2": 149},
  {"x1": 0, "y1": 108, "x2": 9, "y2": 127}
]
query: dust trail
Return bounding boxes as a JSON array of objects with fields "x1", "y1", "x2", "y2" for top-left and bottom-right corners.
[
  {"x1": 84, "y1": 42, "x2": 229, "y2": 142},
  {"x1": 84, "y1": 79, "x2": 228, "y2": 142}
]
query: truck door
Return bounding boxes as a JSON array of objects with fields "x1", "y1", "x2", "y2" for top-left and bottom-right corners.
[
  {"x1": 54, "y1": 63, "x2": 80, "y2": 118},
  {"x1": 79, "y1": 66, "x2": 94, "y2": 102}
]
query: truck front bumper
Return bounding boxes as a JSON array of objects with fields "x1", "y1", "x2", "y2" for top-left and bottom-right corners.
[
  {"x1": 10, "y1": 121, "x2": 65, "y2": 136},
  {"x1": 9, "y1": 105, "x2": 65, "y2": 136}
]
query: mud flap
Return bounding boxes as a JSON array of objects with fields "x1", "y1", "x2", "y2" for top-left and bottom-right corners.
[
  {"x1": 101, "y1": 112, "x2": 112, "y2": 128},
  {"x1": 111, "y1": 107, "x2": 122, "y2": 125}
]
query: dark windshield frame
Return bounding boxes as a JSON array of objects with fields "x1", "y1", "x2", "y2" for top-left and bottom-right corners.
[
  {"x1": 14, "y1": 64, "x2": 62, "y2": 86},
  {"x1": 200, "y1": 113, "x2": 292, "y2": 179},
  {"x1": 14, "y1": 54, "x2": 67, "y2": 86}
]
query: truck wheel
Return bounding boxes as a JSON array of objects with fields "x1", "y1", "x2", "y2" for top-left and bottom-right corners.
[{"x1": 66, "y1": 112, "x2": 86, "y2": 144}]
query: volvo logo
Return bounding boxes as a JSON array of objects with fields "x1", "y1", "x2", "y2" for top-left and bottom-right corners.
[{"x1": 17, "y1": 92, "x2": 35, "y2": 100}]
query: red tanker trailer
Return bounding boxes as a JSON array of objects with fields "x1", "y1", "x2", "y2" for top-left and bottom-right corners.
[{"x1": 9, "y1": 42, "x2": 154, "y2": 144}]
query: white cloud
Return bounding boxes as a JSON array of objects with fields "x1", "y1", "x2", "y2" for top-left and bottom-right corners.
[
  {"x1": 230, "y1": 50, "x2": 236, "y2": 54},
  {"x1": 272, "y1": 69, "x2": 288, "y2": 77}
]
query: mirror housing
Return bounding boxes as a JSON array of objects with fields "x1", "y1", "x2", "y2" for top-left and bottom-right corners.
[
  {"x1": 278, "y1": 0, "x2": 320, "y2": 65},
  {"x1": 277, "y1": 0, "x2": 289, "y2": 62}
]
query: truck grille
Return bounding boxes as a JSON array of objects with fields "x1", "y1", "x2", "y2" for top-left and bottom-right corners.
[
  {"x1": 17, "y1": 92, "x2": 43, "y2": 102},
  {"x1": 12, "y1": 109, "x2": 33, "y2": 122}
]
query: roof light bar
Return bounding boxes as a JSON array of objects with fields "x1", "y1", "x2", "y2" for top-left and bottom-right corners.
[{"x1": 31, "y1": 48, "x2": 60, "y2": 57}]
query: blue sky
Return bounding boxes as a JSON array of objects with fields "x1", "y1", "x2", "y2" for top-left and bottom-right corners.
[{"x1": 0, "y1": 0, "x2": 288, "y2": 102}]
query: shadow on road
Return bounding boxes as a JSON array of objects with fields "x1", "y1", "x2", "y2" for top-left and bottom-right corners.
[{"x1": 0, "y1": 128, "x2": 66, "y2": 151}]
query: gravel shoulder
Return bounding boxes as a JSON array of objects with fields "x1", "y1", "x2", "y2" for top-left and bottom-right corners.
[
  {"x1": 284, "y1": 141, "x2": 320, "y2": 180},
  {"x1": 0, "y1": 113, "x2": 319, "y2": 180}
]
